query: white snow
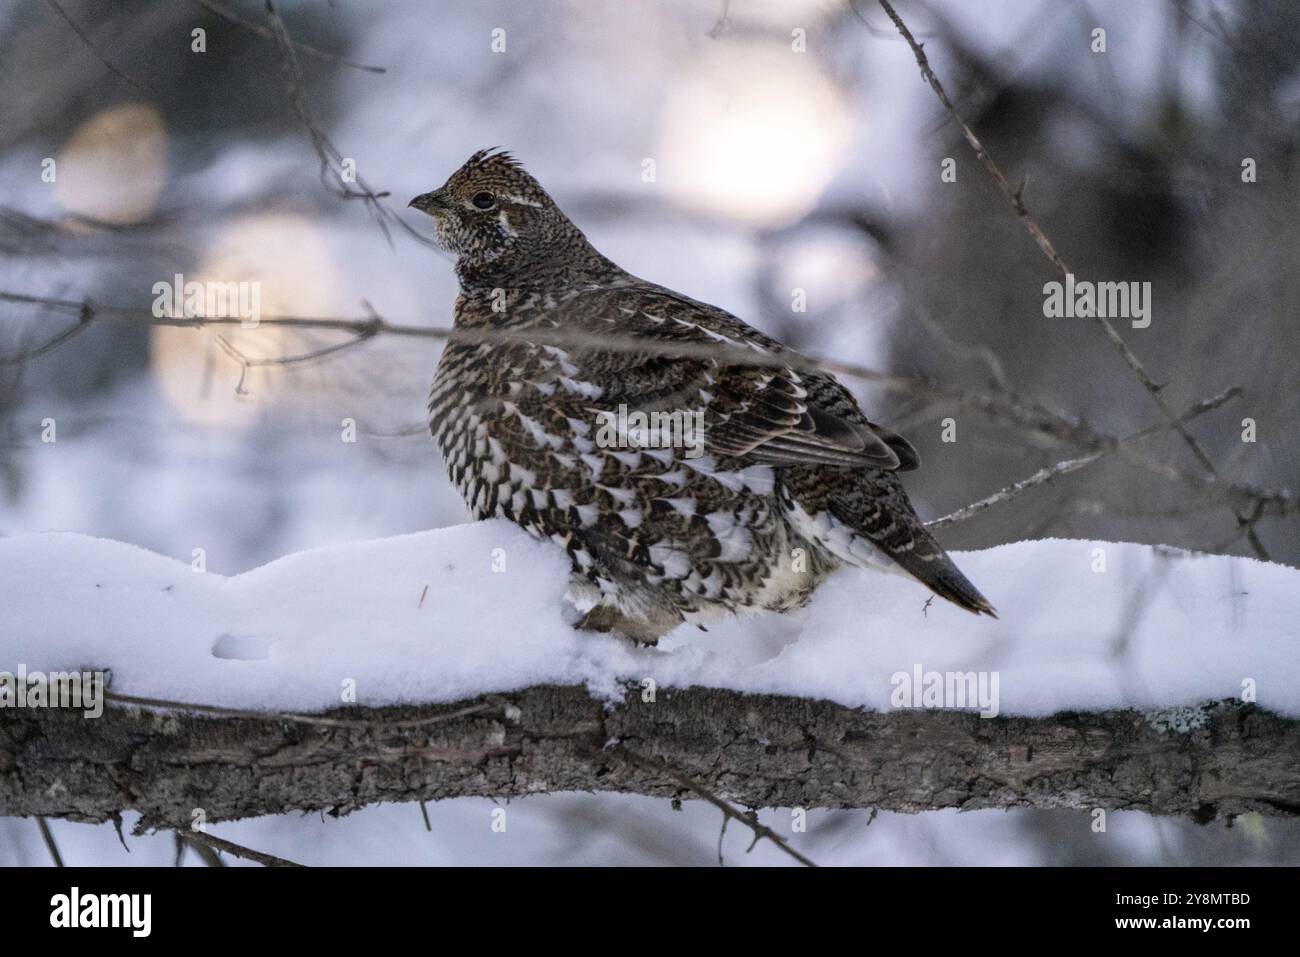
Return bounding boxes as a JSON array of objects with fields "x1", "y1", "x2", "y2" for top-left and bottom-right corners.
[{"x1": 0, "y1": 524, "x2": 1296, "y2": 716}]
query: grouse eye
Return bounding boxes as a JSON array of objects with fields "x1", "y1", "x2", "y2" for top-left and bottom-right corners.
[{"x1": 471, "y1": 191, "x2": 496, "y2": 210}]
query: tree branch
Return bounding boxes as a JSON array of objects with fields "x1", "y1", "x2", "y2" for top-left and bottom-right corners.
[
  {"x1": 2, "y1": 686, "x2": 1295, "y2": 832},
  {"x1": 926, "y1": 386, "x2": 1243, "y2": 529},
  {"x1": 2, "y1": 289, "x2": 1295, "y2": 537},
  {"x1": 612, "y1": 746, "x2": 817, "y2": 866},
  {"x1": 195, "y1": 0, "x2": 386, "y2": 73},
  {"x1": 178, "y1": 830, "x2": 305, "y2": 867}
]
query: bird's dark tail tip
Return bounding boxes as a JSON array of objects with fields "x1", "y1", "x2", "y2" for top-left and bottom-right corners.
[
  {"x1": 926, "y1": 562, "x2": 998, "y2": 618},
  {"x1": 890, "y1": 543, "x2": 997, "y2": 618}
]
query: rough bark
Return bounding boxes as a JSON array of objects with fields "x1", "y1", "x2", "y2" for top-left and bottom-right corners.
[{"x1": 1, "y1": 686, "x2": 1295, "y2": 831}]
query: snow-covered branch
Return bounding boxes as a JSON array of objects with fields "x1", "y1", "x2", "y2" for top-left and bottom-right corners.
[
  {"x1": 3, "y1": 686, "x2": 1298, "y2": 829},
  {"x1": 2, "y1": 526, "x2": 1298, "y2": 832}
]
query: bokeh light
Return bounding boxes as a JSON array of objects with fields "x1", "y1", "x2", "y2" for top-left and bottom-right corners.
[
  {"x1": 149, "y1": 214, "x2": 344, "y2": 429},
  {"x1": 657, "y1": 44, "x2": 851, "y2": 227},
  {"x1": 55, "y1": 103, "x2": 168, "y2": 224}
]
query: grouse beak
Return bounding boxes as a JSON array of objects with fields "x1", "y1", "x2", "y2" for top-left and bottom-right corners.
[{"x1": 408, "y1": 191, "x2": 444, "y2": 215}]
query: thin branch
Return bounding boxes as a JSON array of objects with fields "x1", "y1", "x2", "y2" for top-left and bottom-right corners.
[
  {"x1": 911, "y1": 301, "x2": 1010, "y2": 393},
  {"x1": 0, "y1": 290, "x2": 999, "y2": 385},
  {"x1": 870, "y1": 0, "x2": 1206, "y2": 461},
  {"x1": 706, "y1": 0, "x2": 733, "y2": 39},
  {"x1": 869, "y1": 0, "x2": 1267, "y2": 557},
  {"x1": 179, "y1": 830, "x2": 304, "y2": 867},
  {"x1": 212, "y1": 326, "x2": 375, "y2": 397},
  {"x1": 43, "y1": 0, "x2": 150, "y2": 95},
  {"x1": 262, "y1": 0, "x2": 439, "y2": 251},
  {"x1": 0, "y1": 299, "x2": 95, "y2": 366},
  {"x1": 2, "y1": 289, "x2": 1295, "y2": 529},
  {"x1": 928, "y1": 386, "x2": 1243, "y2": 529},
  {"x1": 613, "y1": 746, "x2": 817, "y2": 867},
  {"x1": 36, "y1": 816, "x2": 65, "y2": 867},
  {"x1": 174, "y1": 831, "x2": 226, "y2": 866},
  {"x1": 195, "y1": 0, "x2": 386, "y2": 73},
  {"x1": 263, "y1": 1, "x2": 390, "y2": 233},
  {"x1": 928, "y1": 450, "x2": 1108, "y2": 530},
  {"x1": 0, "y1": 289, "x2": 1106, "y2": 430}
]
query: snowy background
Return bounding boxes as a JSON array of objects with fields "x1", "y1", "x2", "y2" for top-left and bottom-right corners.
[{"x1": 2, "y1": 0, "x2": 1299, "y2": 864}]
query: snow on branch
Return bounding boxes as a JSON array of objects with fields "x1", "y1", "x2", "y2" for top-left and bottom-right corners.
[{"x1": 1, "y1": 527, "x2": 1299, "y2": 832}]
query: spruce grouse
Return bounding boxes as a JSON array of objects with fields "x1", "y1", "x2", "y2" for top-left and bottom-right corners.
[{"x1": 411, "y1": 149, "x2": 995, "y2": 643}]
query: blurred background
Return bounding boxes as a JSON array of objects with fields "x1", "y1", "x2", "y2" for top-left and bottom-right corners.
[{"x1": 1, "y1": 0, "x2": 1297, "y2": 865}]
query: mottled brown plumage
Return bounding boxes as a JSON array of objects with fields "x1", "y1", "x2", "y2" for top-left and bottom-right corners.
[{"x1": 411, "y1": 149, "x2": 995, "y2": 642}]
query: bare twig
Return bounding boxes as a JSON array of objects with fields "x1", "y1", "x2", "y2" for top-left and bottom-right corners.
[
  {"x1": 44, "y1": 0, "x2": 150, "y2": 94},
  {"x1": 928, "y1": 450, "x2": 1108, "y2": 530},
  {"x1": 213, "y1": 325, "x2": 376, "y2": 397},
  {"x1": 0, "y1": 299, "x2": 96, "y2": 366},
  {"x1": 868, "y1": 0, "x2": 1269, "y2": 558},
  {"x1": 174, "y1": 831, "x2": 226, "y2": 866},
  {"x1": 0, "y1": 289, "x2": 1108, "y2": 435},
  {"x1": 3, "y1": 289, "x2": 1294, "y2": 531},
  {"x1": 706, "y1": 0, "x2": 733, "y2": 39},
  {"x1": 262, "y1": 0, "x2": 440, "y2": 251},
  {"x1": 927, "y1": 387, "x2": 1244, "y2": 529},
  {"x1": 220, "y1": 327, "x2": 378, "y2": 369},
  {"x1": 179, "y1": 830, "x2": 304, "y2": 867},
  {"x1": 263, "y1": 2, "x2": 387, "y2": 212},
  {"x1": 196, "y1": 0, "x2": 386, "y2": 73},
  {"x1": 869, "y1": 0, "x2": 1206, "y2": 459},
  {"x1": 36, "y1": 816, "x2": 65, "y2": 867},
  {"x1": 0, "y1": 290, "x2": 1018, "y2": 391},
  {"x1": 613, "y1": 746, "x2": 817, "y2": 867}
]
